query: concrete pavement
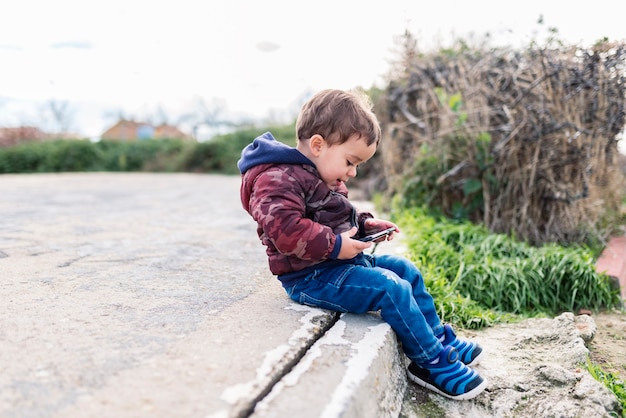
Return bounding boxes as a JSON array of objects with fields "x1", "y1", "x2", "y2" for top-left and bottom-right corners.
[{"x1": 0, "y1": 173, "x2": 407, "y2": 418}]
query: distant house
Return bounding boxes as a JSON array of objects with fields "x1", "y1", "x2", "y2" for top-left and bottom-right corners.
[
  {"x1": 0, "y1": 127, "x2": 49, "y2": 148},
  {"x1": 100, "y1": 120, "x2": 193, "y2": 141}
]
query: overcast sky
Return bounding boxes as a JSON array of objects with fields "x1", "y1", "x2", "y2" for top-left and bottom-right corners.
[{"x1": 1, "y1": 0, "x2": 624, "y2": 138}]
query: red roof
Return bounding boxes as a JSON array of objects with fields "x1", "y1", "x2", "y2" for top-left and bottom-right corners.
[
  {"x1": 101, "y1": 120, "x2": 193, "y2": 141},
  {"x1": 0, "y1": 127, "x2": 48, "y2": 147}
]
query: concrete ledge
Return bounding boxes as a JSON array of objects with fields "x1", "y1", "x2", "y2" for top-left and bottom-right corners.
[
  {"x1": 0, "y1": 174, "x2": 410, "y2": 418},
  {"x1": 249, "y1": 312, "x2": 406, "y2": 418}
]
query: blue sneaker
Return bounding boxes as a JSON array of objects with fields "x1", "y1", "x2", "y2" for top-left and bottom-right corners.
[
  {"x1": 440, "y1": 324, "x2": 484, "y2": 366},
  {"x1": 407, "y1": 346, "x2": 487, "y2": 400}
]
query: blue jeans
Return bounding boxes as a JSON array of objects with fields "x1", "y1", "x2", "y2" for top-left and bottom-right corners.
[{"x1": 284, "y1": 253, "x2": 444, "y2": 363}]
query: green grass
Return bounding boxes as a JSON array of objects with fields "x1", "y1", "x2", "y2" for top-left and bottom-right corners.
[
  {"x1": 586, "y1": 359, "x2": 626, "y2": 417},
  {"x1": 394, "y1": 207, "x2": 621, "y2": 322}
]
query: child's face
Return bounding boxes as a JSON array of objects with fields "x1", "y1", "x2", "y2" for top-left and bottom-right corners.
[{"x1": 316, "y1": 134, "x2": 377, "y2": 189}]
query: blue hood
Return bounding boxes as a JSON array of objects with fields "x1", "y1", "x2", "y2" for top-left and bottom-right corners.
[{"x1": 237, "y1": 131, "x2": 314, "y2": 174}]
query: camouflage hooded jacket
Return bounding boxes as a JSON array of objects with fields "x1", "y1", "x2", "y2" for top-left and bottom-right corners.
[{"x1": 238, "y1": 132, "x2": 373, "y2": 284}]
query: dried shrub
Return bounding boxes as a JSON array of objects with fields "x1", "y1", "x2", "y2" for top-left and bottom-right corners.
[{"x1": 380, "y1": 36, "x2": 626, "y2": 246}]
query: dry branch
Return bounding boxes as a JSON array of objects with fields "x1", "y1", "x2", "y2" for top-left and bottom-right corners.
[{"x1": 380, "y1": 41, "x2": 626, "y2": 245}]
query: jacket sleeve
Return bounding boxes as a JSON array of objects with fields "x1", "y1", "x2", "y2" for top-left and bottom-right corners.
[
  {"x1": 248, "y1": 168, "x2": 338, "y2": 261},
  {"x1": 356, "y1": 211, "x2": 375, "y2": 238},
  {"x1": 333, "y1": 180, "x2": 373, "y2": 239}
]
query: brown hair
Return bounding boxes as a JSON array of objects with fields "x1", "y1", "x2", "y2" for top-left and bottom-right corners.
[{"x1": 296, "y1": 89, "x2": 381, "y2": 147}]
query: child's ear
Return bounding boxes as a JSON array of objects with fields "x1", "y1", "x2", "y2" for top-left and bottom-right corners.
[{"x1": 309, "y1": 134, "x2": 325, "y2": 156}]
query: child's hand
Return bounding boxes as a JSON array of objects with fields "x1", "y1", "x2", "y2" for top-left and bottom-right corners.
[
  {"x1": 363, "y1": 219, "x2": 400, "y2": 243},
  {"x1": 337, "y1": 227, "x2": 372, "y2": 259}
]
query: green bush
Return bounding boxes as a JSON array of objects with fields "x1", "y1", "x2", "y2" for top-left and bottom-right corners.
[
  {"x1": 0, "y1": 124, "x2": 298, "y2": 175},
  {"x1": 96, "y1": 139, "x2": 186, "y2": 171},
  {"x1": 178, "y1": 140, "x2": 233, "y2": 173},
  {"x1": 46, "y1": 140, "x2": 104, "y2": 172},
  {"x1": 0, "y1": 141, "x2": 48, "y2": 173},
  {"x1": 179, "y1": 124, "x2": 297, "y2": 174},
  {"x1": 0, "y1": 139, "x2": 103, "y2": 172}
]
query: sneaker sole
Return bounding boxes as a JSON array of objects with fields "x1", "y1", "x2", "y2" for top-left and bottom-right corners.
[{"x1": 407, "y1": 370, "x2": 488, "y2": 401}]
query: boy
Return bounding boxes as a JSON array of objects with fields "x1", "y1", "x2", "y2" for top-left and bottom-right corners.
[{"x1": 237, "y1": 89, "x2": 487, "y2": 400}]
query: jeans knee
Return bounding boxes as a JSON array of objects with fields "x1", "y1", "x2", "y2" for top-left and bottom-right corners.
[{"x1": 384, "y1": 275, "x2": 414, "y2": 301}]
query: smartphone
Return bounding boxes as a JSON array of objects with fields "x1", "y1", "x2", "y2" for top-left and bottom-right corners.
[{"x1": 357, "y1": 227, "x2": 396, "y2": 242}]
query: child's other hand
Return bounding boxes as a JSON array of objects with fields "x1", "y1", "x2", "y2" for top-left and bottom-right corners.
[
  {"x1": 337, "y1": 227, "x2": 372, "y2": 259},
  {"x1": 363, "y1": 219, "x2": 400, "y2": 242}
]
